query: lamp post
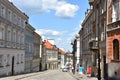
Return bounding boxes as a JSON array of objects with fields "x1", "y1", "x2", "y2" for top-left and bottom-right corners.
[
  {"x1": 89, "y1": 0, "x2": 101, "y2": 79},
  {"x1": 96, "y1": 2, "x2": 101, "y2": 80},
  {"x1": 71, "y1": 39, "x2": 77, "y2": 74}
]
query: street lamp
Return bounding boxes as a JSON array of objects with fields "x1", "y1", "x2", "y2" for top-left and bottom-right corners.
[
  {"x1": 71, "y1": 39, "x2": 77, "y2": 74},
  {"x1": 88, "y1": 0, "x2": 101, "y2": 79},
  {"x1": 96, "y1": 2, "x2": 101, "y2": 80}
]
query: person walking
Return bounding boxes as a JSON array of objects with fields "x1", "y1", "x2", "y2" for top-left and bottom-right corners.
[
  {"x1": 87, "y1": 66, "x2": 91, "y2": 77},
  {"x1": 79, "y1": 65, "x2": 83, "y2": 75}
]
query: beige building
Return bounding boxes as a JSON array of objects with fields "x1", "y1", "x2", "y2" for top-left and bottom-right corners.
[
  {"x1": 80, "y1": 8, "x2": 94, "y2": 74},
  {"x1": 0, "y1": 0, "x2": 28, "y2": 76},
  {"x1": 79, "y1": 0, "x2": 107, "y2": 79},
  {"x1": 44, "y1": 40, "x2": 59, "y2": 70}
]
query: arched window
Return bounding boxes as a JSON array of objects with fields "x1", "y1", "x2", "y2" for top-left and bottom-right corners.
[{"x1": 113, "y1": 39, "x2": 119, "y2": 60}]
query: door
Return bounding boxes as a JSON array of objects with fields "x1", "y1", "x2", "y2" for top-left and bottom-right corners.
[{"x1": 11, "y1": 56, "x2": 14, "y2": 75}]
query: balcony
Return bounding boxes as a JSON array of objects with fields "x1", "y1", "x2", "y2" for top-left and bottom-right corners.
[
  {"x1": 107, "y1": 20, "x2": 120, "y2": 32},
  {"x1": 89, "y1": 39, "x2": 98, "y2": 51}
]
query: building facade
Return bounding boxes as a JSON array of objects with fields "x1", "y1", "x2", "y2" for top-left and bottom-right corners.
[
  {"x1": 107, "y1": 0, "x2": 120, "y2": 79},
  {"x1": 32, "y1": 32, "x2": 41, "y2": 72},
  {"x1": 58, "y1": 48, "x2": 66, "y2": 69},
  {"x1": 44, "y1": 40, "x2": 58, "y2": 70},
  {"x1": 78, "y1": 0, "x2": 107, "y2": 79},
  {"x1": 0, "y1": 0, "x2": 28, "y2": 76},
  {"x1": 80, "y1": 8, "x2": 94, "y2": 74},
  {"x1": 25, "y1": 23, "x2": 35, "y2": 73}
]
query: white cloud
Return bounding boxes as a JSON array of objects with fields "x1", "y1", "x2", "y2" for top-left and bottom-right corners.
[
  {"x1": 55, "y1": 2, "x2": 79, "y2": 18},
  {"x1": 35, "y1": 29, "x2": 64, "y2": 36},
  {"x1": 11, "y1": 0, "x2": 79, "y2": 18}
]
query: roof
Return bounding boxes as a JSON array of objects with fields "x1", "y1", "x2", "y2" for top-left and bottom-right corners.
[
  {"x1": 44, "y1": 40, "x2": 54, "y2": 49},
  {"x1": 58, "y1": 48, "x2": 66, "y2": 55}
]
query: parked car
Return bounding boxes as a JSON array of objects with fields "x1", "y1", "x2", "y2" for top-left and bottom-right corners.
[
  {"x1": 62, "y1": 66, "x2": 70, "y2": 72},
  {"x1": 62, "y1": 67, "x2": 68, "y2": 72}
]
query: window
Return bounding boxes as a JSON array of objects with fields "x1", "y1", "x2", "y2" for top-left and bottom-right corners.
[
  {"x1": 112, "y1": 2, "x2": 119, "y2": 22},
  {"x1": 21, "y1": 54, "x2": 23, "y2": 63},
  {"x1": 17, "y1": 54, "x2": 19, "y2": 64},
  {"x1": 113, "y1": 39, "x2": 119, "y2": 60},
  {"x1": 21, "y1": 33, "x2": 24, "y2": 44},
  {"x1": 7, "y1": 29, "x2": 11, "y2": 41},
  {"x1": 6, "y1": 54, "x2": 10, "y2": 66},
  {"x1": 17, "y1": 17, "x2": 21, "y2": 26},
  {"x1": 13, "y1": 13, "x2": 17, "y2": 24},
  {"x1": 1, "y1": 5, "x2": 6, "y2": 18},
  {"x1": 21, "y1": 19, "x2": 25, "y2": 28},
  {"x1": 13, "y1": 31, "x2": 16, "y2": 42},
  {"x1": 0, "y1": 28, "x2": 3, "y2": 39},
  {"x1": 0, "y1": 55, "x2": 3, "y2": 67},
  {"x1": 0, "y1": 27, "x2": 5, "y2": 40},
  {"x1": 17, "y1": 32, "x2": 20, "y2": 43},
  {"x1": 8, "y1": 10, "x2": 12, "y2": 21}
]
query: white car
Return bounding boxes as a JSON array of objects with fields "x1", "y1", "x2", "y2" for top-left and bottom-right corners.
[
  {"x1": 62, "y1": 66, "x2": 69, "y2": 72},
  {"x1": 62, "y1": 67, "x2": 68, "y2": 72}
]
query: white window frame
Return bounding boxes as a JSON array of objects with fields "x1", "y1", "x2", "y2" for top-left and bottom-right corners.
[
  {"x1": 112, "y1": 2, "x2": 119, "y2": 22},
  {"x1": 0, "y1": 24, "x2": 5, "y2": 40},
  {"x1": 7, "y1": 28, "x2": 11, "y2": 41},
  {"x1": 13, "y1": 31, "x2": 16, "y2": 42},
  {"x1": 7, "y1": 9, "x2": 12, "y2": 22},
  {"x1": 17, "y1": 54, "x2": 19, "y2": 64},
  {"x1": 1, "y1": 4, "x2": 6, "y2": 18},
  {"x1": 6, "y1": 54, "x2": 10, "y2": 66}
]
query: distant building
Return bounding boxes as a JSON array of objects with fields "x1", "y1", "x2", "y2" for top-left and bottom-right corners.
[
  {"x1": 58, "y1": 48, "x2": 66, "y2": 69},
  {"x1": 0, "y1": 0, "x2": 28, "y2": 76},
  {"x1": 44, "y1": 40, "x2": 58, "y2": 69}
]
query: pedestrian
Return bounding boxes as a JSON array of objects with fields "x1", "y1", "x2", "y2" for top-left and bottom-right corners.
[
  {"x1": 87, "y1": 66, "x2": 91, "y2": 77},
  {"x1": 72, "y1": 66, "x2": 74, "y2": 74},
  {"x1": 79, "y1": 65, "x2": 83, "y2": 75}
]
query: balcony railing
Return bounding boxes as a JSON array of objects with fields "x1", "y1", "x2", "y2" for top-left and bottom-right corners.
[
  {"x1": 107, "y1": 20, "x2": 120, "y2": 32},
  {"x1": 89, "y1": 39, "x2": 98, "y2": 51}
]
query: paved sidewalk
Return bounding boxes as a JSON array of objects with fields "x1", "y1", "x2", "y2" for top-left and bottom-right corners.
[
  {"x1": 69, "y1": 72, "x2": 97, "y2": 80},
  {"x1": 0, "y1": 71, "x2": 46, "y2": 80}
]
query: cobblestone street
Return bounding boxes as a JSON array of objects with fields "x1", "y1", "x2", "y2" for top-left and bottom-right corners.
[{"x1": 0, "y1": 70, "x2": 97, "y2": 80}]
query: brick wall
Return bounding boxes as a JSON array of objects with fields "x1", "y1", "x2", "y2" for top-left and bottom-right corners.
[{"x1": 107, "y1": 29, "x2": 120, "y2": 63}]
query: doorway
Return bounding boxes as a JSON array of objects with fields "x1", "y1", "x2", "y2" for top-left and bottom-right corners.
[{"x1": 11, "y1": 56, "x2": 14, "y2": 75}]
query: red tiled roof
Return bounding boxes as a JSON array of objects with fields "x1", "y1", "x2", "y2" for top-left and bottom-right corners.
[{"x1": 44, "y1": 40, "x2": 53, "y2": 49}]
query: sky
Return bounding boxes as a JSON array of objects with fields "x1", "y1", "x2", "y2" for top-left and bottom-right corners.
[{"x1": 10, "y1": 0, "x2": 89, "y2": 52}]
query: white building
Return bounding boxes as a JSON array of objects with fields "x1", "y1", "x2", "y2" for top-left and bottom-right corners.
[
  {"x1": 0, "y1": 0, "x2": 28, "y2": 76},
  {"x1": 75, "y1": 35, "x2": 80, "y2": 66}
]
